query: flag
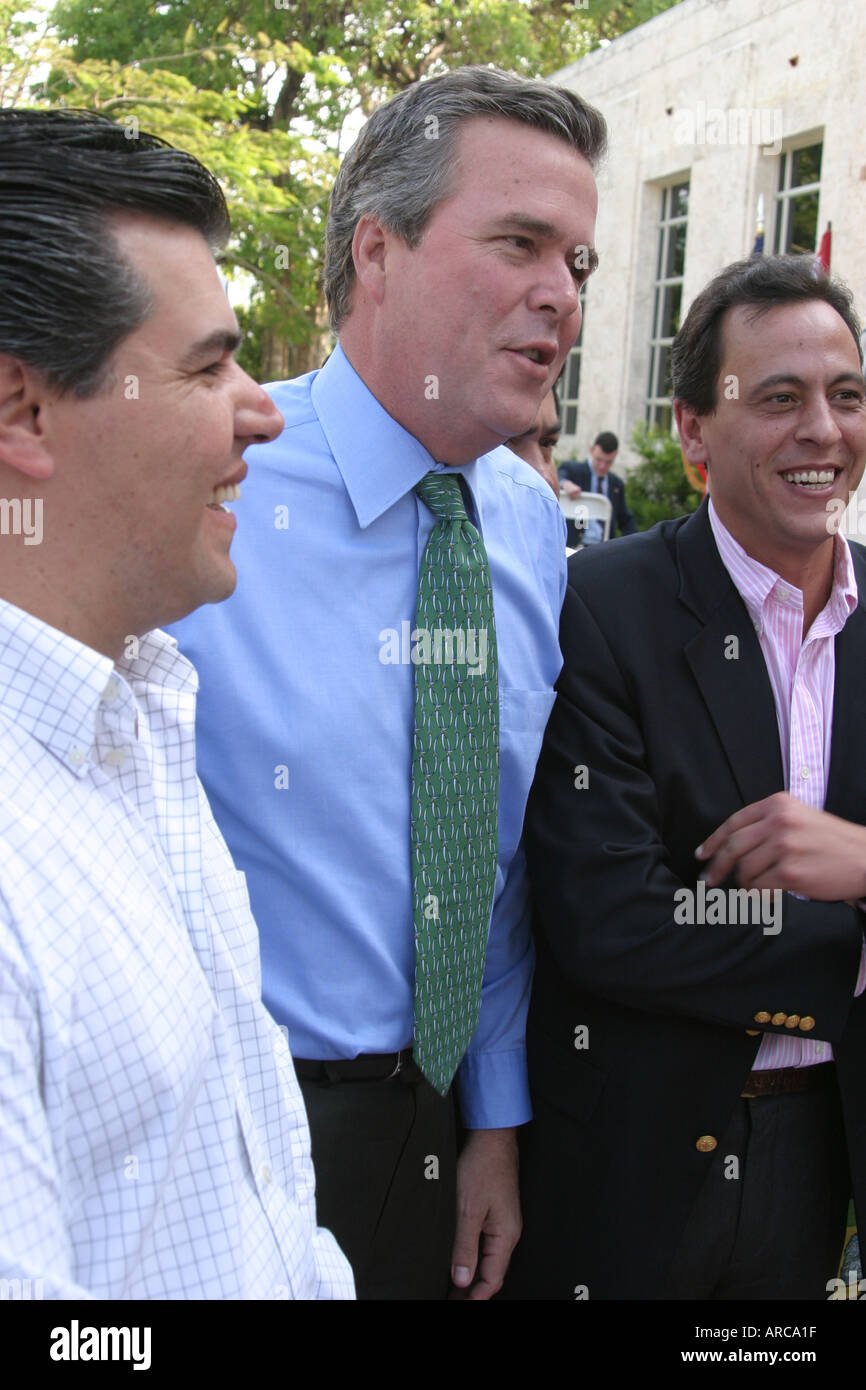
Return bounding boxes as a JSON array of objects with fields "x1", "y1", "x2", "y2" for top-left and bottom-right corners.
[
  {"x1": 681, "y1": 447, "x2": 707, "y2": 497},
  {"x1": 815, "y1": 222, "x2": 831, "y2": 273},
  {"x1": 751, "y1": 195, "x2": 764, "y2": 256}
]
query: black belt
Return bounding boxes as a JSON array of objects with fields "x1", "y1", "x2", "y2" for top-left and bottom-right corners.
[
  {"x1": 294, "y1": 1049, "x2": 414, "y2": 1083},
  {"x1": 740, "y1": 1062, "x2": 835, "y2": 1099}
]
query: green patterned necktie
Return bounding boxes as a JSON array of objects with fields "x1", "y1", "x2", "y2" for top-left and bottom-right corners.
[{"x1": 411, "y1": 471, "x2": 499, "y2": 1095}]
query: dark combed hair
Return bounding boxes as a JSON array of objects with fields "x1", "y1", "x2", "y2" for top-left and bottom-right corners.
[
  {"x1": 0, "y1": 108, "x2": 230, "y2": 397},
  {"x1": 324, "y1": 65, "x2": 607, "y2": 332},
  {"x1": 671, "y1": 254, "x2": 864, "y2": 415},
  {"x1": 593, "y1": 430, "x2": 618, "y2": 452}
]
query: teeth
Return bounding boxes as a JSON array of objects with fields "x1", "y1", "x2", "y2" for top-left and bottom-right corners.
[
  {"x1": 781, "y1": 470, "x2": 836, "y2": 486},
  {"x1": 208, "y1": 483, "x2": 241, "y2": 505}
]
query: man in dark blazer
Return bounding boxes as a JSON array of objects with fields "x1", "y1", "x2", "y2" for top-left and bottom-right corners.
[
  {"x1": 504, "y1": 255, "x2": 866, "y2": 1301},
  {"x1": 558, "y1": 430, "x2": 638, "y2": 546}
]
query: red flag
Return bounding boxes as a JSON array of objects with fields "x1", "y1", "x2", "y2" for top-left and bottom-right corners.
[
  {"x1": 815, "y1": 222, "x2": 831, "y2": 273},
  {"x1": 681, "y1": 446, "x2": 707, "y2": 497}
]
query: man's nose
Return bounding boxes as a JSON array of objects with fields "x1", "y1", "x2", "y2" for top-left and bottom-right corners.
[
  {"x1": 236, "y1": 370, "x2": 283, "y2": 444},
  {"x1": 527, "y1": 257, "x2": 580, "y2": 324}
]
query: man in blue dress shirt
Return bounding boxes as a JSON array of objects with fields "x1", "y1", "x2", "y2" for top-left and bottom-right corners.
[{"x1": 170, "y1": 66, "x2": 605, "y2": 1299}]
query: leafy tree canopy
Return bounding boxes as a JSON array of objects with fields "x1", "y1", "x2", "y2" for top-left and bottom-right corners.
[{"x1": 4, "y1": 0, "x2": 683, "y2": 377}]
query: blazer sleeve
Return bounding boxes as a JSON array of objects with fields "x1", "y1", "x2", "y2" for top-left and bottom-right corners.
[
  {"x1": 557, "y1": 460, "x2": 586, "y2": 486},
  {"x1": 613, "y1": 476, "x2": 638, "y2": 536},
  {"x1": 524, "y1": 574, "x2": 864, "y2": 1040}
]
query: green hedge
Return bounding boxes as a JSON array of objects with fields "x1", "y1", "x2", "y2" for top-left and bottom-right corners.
[{"x1": 627, "y1": 422, "x2": 704, "y2": 532}]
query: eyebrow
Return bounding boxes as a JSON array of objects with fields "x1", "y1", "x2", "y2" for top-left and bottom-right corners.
[
  {"x1": 179, "y1": 329, "x2": 243, "y2": 368},
  {"x1": 493, "y1": 214, "x2": 600, "y2": 273},
  {"x1": 747, "y1": 370, "x2": 866, "y2": 399},
  {"x1": 510, "y1": 423, "x2": 539, "y2": 443}
]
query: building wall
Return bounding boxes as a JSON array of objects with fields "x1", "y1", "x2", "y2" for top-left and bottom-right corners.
[{"x1": 553, "y1": 0, "x2": 866, "y2": 486}]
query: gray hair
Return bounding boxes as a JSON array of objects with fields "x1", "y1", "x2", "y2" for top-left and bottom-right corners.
[{"x1": 324, "y1": 65, "x2": 607, "y2": 333}]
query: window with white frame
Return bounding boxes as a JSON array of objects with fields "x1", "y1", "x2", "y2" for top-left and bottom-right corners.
[
  {"x1": 646, "y1": 180, "x2": 689, "y2": 433},
  {"x1": 559, "y1": 285, "x2": 587, "y2": 440},
  {"x1": 774, "y1": 142, "x2": 822, "y2": 255}
]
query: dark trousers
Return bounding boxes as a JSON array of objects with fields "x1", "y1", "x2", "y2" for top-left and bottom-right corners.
[
  {"x1": 664, "y1": 1074, "x2": 851, "y2": 1299},
  {"x1": 298, "y1": 1056, "x2": 457, "y2": 1300}
]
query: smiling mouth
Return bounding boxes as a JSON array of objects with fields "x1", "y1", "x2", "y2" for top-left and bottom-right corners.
[
  {"x1": 207, "y1": 482, "x2": 241, "y2": 511},
  {"x1": 780, "y1": 468, "x2": 841, "y2": 491}
]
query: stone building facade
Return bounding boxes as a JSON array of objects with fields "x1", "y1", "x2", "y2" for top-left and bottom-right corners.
[{"x1": 553, "y1": 0, "x2": 866, "y2": 489}]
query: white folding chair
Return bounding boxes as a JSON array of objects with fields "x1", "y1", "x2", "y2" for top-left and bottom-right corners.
[{"x1": 558, "y1": 491, "x2": 613, "y2": 543}]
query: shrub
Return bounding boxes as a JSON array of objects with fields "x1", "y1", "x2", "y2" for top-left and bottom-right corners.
[{"x1": 626, "y1": 422, "x2": 704, "y2": 531}]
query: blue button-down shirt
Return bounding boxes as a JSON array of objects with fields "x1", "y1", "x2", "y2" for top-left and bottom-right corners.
[{"x1": 169, "y1": 345, "x2": 566, "y2": 1128}]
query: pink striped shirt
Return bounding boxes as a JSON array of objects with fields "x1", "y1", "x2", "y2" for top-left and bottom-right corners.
[{"x1": 709, "y1": 501, "x2": 865, "y2": 1068}]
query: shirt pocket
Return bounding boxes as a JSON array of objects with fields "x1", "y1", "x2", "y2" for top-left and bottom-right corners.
[{"x1": 498, "y1": 688, "x2": 556, "y2": 859}]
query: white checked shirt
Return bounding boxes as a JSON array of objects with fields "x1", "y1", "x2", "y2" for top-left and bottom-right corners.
[{"x1": 0, "y1": 600, "x2": 353, "y2": 1300}]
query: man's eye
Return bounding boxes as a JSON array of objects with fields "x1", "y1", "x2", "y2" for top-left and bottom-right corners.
[
  {"x1": 506, "y1": 235, "x2": 533, "y2": 251},
  {"x1": 201, "y1": 361, "x2": 225, "y2": 376}
]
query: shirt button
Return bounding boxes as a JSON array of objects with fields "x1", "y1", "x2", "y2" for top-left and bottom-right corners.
[
  {"x1": 68, "y1": 746, "x2": 86, "y2": 767},
  {"x1": 103, "y1": 748, "x2": 128, "y2": 768},
  {"x1": 777, "y1": 589, "x2": 788, "y2": 602},
  {"x1": 261, "y1": 1164, "x2": 272, "y2": 1187},
  {"x1": 102, "y1": 676, "x2": 120, "y2": 704},
  {"x1": 800, "y1": 766, "x2": 810, "y2": 780}
]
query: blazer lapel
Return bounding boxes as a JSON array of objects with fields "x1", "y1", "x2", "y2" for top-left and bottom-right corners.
[
  {"x1": 826, "y1": 545, "x2": 866, "y2": 823},
  {"x1": 677, "y1": 503, "x2": 785, "y2": 807}
]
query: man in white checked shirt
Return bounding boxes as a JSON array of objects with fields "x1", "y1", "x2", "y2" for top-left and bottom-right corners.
[
  {"x1": 0, "y1": 110, "x2": 353, "y2": 1299},
  {"x1": 506, "y1": 255, "x2": 866, "y2": 1301}
]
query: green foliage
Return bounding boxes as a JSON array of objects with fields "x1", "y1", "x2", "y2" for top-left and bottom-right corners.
[
  {"x1": 627, "y1": 421, "x2": 703, "y2": 531},
  {"x1": 582, "y1": 0, "x2": 683, "y2": 42},
  {"x1": 7, "y1": 0, "x2": 683, "y2": 377},
  {"x1": 1, "y1": 1, "x2": 54, "y2": 104}
]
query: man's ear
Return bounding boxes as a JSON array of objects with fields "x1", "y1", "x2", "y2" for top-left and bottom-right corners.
[
  {"x1": 674, "y1": 397, "x2": 709, "y2": 468},
  {"x1": 0, "y1": 355, "x2": 56, "y2": 480},
  {"x1": 351, "y1": 214, "x2": 392, "y2": 307}
]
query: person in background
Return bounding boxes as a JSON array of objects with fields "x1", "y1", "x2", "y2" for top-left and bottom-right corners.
[
  {"x1": 506, "y1": 387, "x2": 561, "y2": 497},
  {"x1": 0, "y1": 109, "x2": 353, "y2": 1300},
  {"x1": 559, "y1": 429, "x2": 637, "y2": 545}
]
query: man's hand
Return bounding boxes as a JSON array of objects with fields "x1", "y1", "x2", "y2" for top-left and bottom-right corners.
[
  {"x1": 560, "y1": 480, "x2": 582, "y2": 499},
  {"x1": 696, "y1": 792, "x2": 866, "y2": 901},
  {"x1": 450, "y1": 1127, "x2": 521, "y2": 1300}
]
